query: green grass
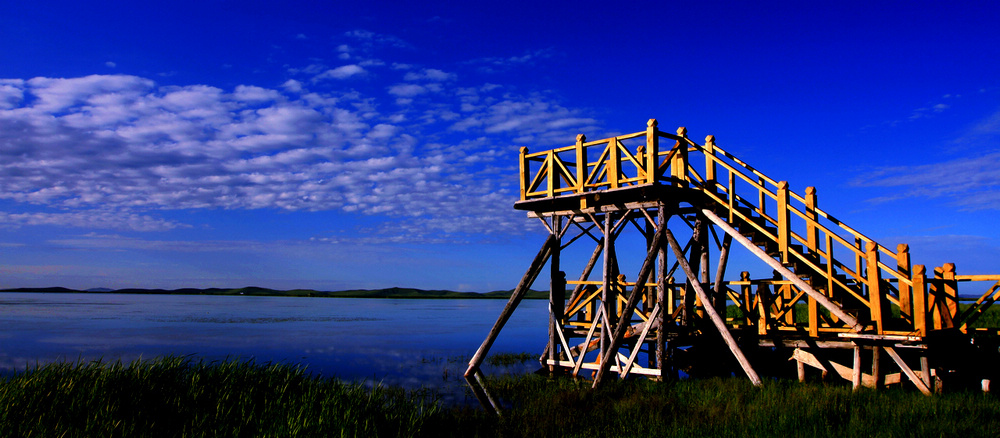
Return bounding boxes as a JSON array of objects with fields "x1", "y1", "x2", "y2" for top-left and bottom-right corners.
[
  {"x1": 0, "y1": 357, "x2": 438, "y2": 437},
  {"x1": 3, "y1": 357, "x2": 1000, "y2": 437}
]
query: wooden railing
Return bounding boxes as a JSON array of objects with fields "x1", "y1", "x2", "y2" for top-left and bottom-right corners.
[{"x1": 521, "y1": 119, "x2": 993, "y2": 336}]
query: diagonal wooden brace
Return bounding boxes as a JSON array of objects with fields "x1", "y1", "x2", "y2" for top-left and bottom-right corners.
[
  {"x1": 663, "y1": 227, "x2": 763, "y2": 386},
  {"x1": 701, "y1": 208, "x2": 864, "y2": 332},
  {"x1": 466, "y1": 234, "x2": 556, "y2": 377},
  {"x1": 593, "y1": 223, "x2": 664, "y2": 387}
]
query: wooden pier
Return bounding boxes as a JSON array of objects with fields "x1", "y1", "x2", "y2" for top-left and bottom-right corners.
[{"x1": 467, "y1": 119, "x2": 1000, "y2": 393}]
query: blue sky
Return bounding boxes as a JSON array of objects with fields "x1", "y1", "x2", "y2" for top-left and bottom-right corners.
[{"x1": 1, "y1": 1, "x2": 998, "y2": 292}]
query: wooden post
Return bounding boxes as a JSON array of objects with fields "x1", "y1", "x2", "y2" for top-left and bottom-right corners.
[
  {"x1": 713, "y1": 234, "x2": 733, "y2": 316},
  {"x1": 757, "y1": 280, "x2": 771, "y2": 336},
  {"x1": 741, "y1": 271, "x2": 753, "y2": 327},
  {"x1": 804, "y1": 187, "x2": 819, "y2": 253},
  {"x1": 601, "y1": 213, "x2": 613, "y2": 357},
  {"x1": 942, "y1": 263, "x2": 958, "y2": 327},
  {"x1": 518, "y1": 146, "x2": 529, "y2": 200},
  {"x1": 608, "y1": 138, "x2": 621, "y2": 189},
  {"x1": 657, "y1": 205, "x2": 668, "y2": 376},
  {"x1": 575, "y1": 134, "x2": 586, "y2": 194},
  {"x1": 704, "y1": 135, "x2": 717, "y2": 190},
  {"x1": 674, "y1": 127, "x2": 688, "y2": 187},
  {"x1": 548, "y1": 217, "x2": 563, "y2": 373},
  {"x1": 777, "y1": 181, "x2": 790, "y2": 264},
  {"x1": 897, "y1": 243, "x2": 912, "y2": 321},
  {"x1": 645, "y1": 119, "x2": 659, "y2": 184},
  {"x1": 467, "y1": 235, "x2": 555, "y2": 376},
  {"x1": 866, "y1": 243, "x2": 885, "y2": 334},
  {"x1": 698, "y1": 218, "x2": 711, "y2": 314},
  {"x1": 546, "y1": 150, "x2": 559, "y2": 198},
  {"x1": 686, "y1": 219, "x2": 704, "y2": 321},
  {"x1": 912, "y1": 265, "x2": 927, "y2": 336},
  {"x1": 920, "y1": 353, "x2": 932, "y2": 391},
  {"x1": 782, "y1": 283, "x2": 795, "y2": 326}
]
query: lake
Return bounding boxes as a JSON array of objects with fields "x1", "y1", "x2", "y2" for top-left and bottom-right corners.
[{"x1": 0, "y1": 292, "x2": 548, "y2": 403}]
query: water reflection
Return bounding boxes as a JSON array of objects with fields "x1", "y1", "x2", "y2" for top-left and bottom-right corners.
[{"x1": 0, "y1": 293, "x2": 547, "y2": 404}]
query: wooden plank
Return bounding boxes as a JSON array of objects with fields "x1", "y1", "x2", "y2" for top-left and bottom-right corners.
[
  {"x1": 621, "y1": 301, "x2": 661, "y2": 377},
  {"x1": 573, "y1": 305, "x2": 604, "y2": 378},
  {"x1": 701, "y1": 208, "x2": 864, "y2": 332},
  {"x1": 664, "y1": 228, "x2": 762, "y2": 386},
  {"x1": 466, "y1": 235, "x2": 555, "y2": 377}
]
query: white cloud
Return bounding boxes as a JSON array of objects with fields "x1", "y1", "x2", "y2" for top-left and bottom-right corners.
[
  {"x1": 403, "y1": 68, "x2": 456, "y2": 82},
  {"x1": 0, "y1": 69, "x2": 599, "y2": 241},
  {"x1": 314, "y1": 64, "x2": 367, "y2": 81},
  {"x1": 387, "y1": 83, "x2": 427, "y2": 97},
  {"x1": 853, "y1": 109, "x2": 1000, "y2": 210},
  {"x1": 0, "y1": 210, "x2": 187, "y2": 232}
]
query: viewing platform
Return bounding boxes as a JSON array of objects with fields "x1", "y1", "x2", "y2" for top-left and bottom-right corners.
[{"x1": 468, "y1": 119, "x2": 1000, "y2": 396}]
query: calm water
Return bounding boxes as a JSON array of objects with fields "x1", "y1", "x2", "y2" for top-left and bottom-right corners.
[{"x1": 0, "y1": 293, "x2": 548, "y2": 402}]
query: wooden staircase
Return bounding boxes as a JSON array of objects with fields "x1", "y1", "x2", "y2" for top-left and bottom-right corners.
[{"x1": 467, "y1": 119, "x2": 1000, "y2": 394}]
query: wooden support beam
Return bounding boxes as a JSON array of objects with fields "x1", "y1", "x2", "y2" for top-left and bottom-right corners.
[
  {"x1": 464, "y1": 370, "x2": 502, "y2": 417},
  {"x1": 713, "y1": 233, "x2": 733, "y2": 317},
  {"x1": 466, "y1": 234, "x2": 555, "y2": 377},
  {"x1": 548, "y1": 217, "x2": 564, "y2": 373},
  {"x1": 884, "y1": 346, "x2": 932, "y2": 395},
  {"x1": 701, "y1": 208, "x2": 864, "y2": 332},
  {"x1": 602, "y1": 213, "x2": 614, "y2": 355},
  {"x1": 656, "y1": 205, "x2": 668, "y2": 377},
  {"x1": 897, "y1": 244, "x2": 912, "y2": 321},
  {"x1": 852, "y1": 345, "x2": 862, "y2": 391},
  {"x1": 593, "y1": 224, "x2": 665, "y2": 387},
  {"x1": 663, "y1": 228, "x2": 762, "y2": 386}
]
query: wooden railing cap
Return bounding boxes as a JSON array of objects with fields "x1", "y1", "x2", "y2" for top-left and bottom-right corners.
[
  {"x1": 705, "y1": 134, "x2": 715, "y2": 144},
  {"x1": 576, "y1": 134, "x2": 586, "y2": 142},
  {"x1": 647, "y1": 118, "x2": 658, "y2": 127},
  {"x1": 677, "y1": 126, "x2": 687, "y2": 137}
]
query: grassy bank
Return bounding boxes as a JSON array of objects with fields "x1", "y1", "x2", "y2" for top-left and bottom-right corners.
[{"x1": 2, "y1": 357, "x2": 999, "y2": 437}]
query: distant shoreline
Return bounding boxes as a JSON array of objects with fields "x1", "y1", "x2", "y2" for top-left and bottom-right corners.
[{"x1": 0, "y1": 286, "x2": 549, "y2": 300}]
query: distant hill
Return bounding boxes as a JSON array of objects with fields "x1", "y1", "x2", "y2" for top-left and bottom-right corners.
[{"x1": 0, "y1": 286, "x2": 549, "y2": 299}]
